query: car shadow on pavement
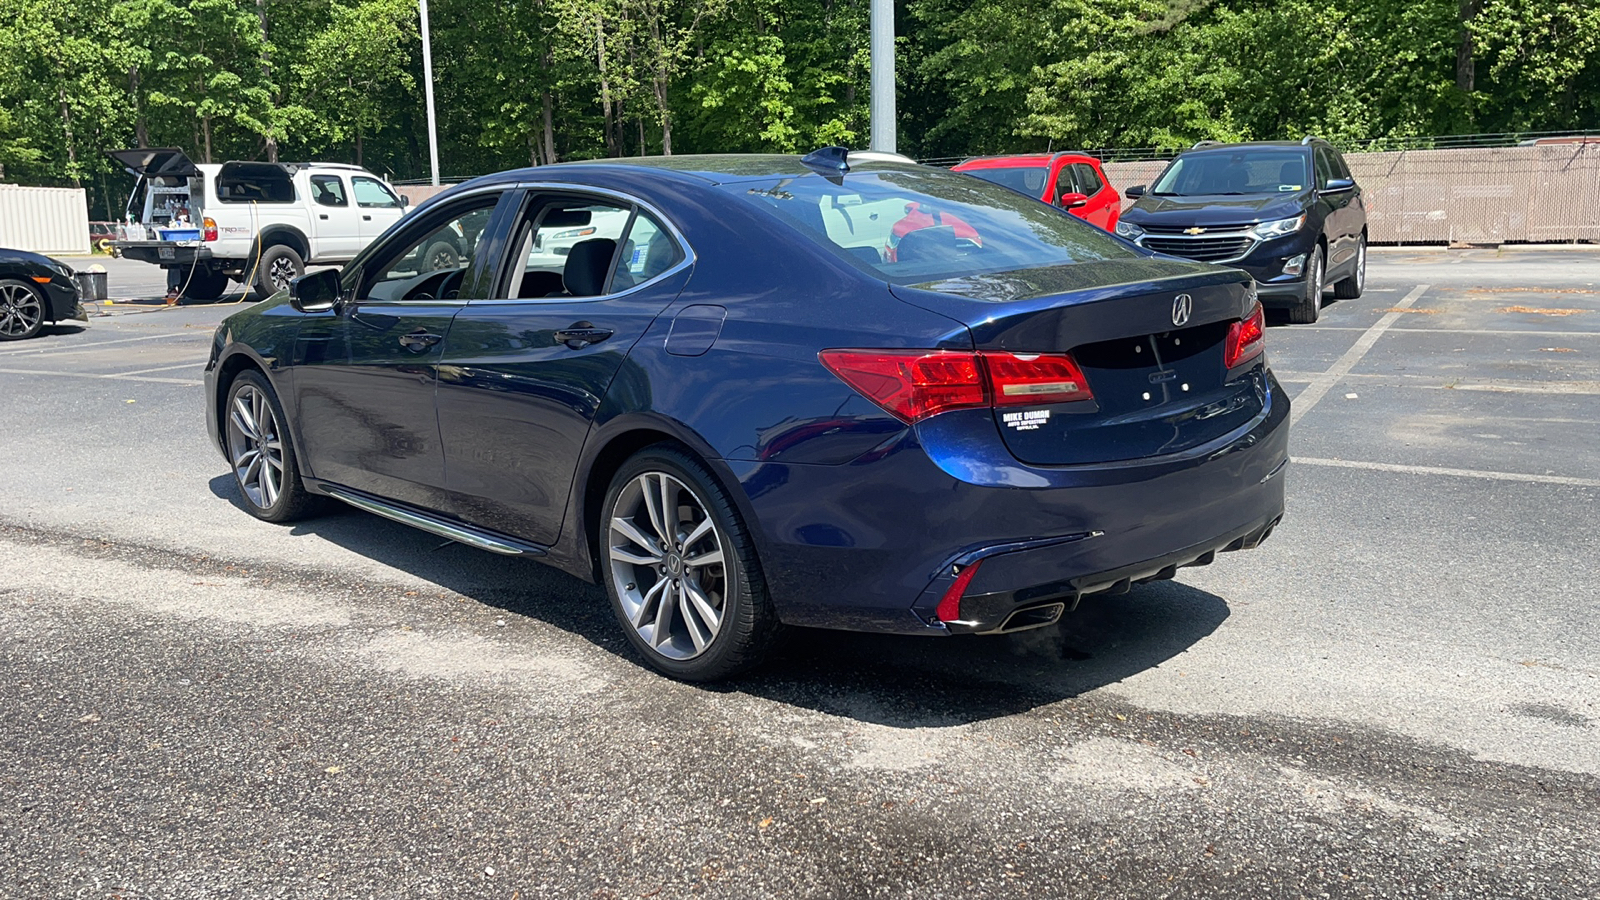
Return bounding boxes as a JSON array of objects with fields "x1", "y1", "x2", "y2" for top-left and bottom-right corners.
[{"x1": 210, "y1": 475, "x2": 1231, "y2": 728}]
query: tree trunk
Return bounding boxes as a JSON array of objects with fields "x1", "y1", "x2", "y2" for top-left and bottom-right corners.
[
  {"x1": 130, "y1": 66, "x2": 149, "y2": 148},
  {"x1": 542, "y1": 90, "x2": 557, "y2": 164},
  {"x1": 258, "y1": 0, "x2": 278, "y2": 161},
  {"x1": 1456, "y1": 0, "x2": 1479, "y2": 93},
  {"x1": 202, "y1": 115, "x2": 213, "y2": 163},
  {"x1": 58, "y1": 88, "x2": 80, "y2": 186},
  {"x1": 355, "y1": 128, "x2": 364, "y2": 167},
  {"x1": 597, "y1": 17, "x2": 619, "y2": 158}
]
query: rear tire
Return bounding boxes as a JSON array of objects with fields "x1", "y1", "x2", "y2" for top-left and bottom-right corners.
[
  {"x1": 184, "y1": 268, "x2": 232, "y2": 301},
  {"x1": 600, "y1": 446, "x2": 780, "y2": 681},
  {"x1": 1333, "y1": 236, "x2": 1366, "y2": 300},
  {"x1": 1287, "y1": 245, "x2": 1324, "y2": 324},
  {"x1": 424, "y1": 241, "x2": 461, "y2": 271},
  {"x1": 253, "y1": 244, "x2": 304, "y2": 300},
  {"x1": 223, "y1": 370, "x2": 325, "y2": 523}
]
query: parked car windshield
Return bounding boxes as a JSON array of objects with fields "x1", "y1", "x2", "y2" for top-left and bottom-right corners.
[
  {"x1": 961, "y1": 164, "x2": 1049, "y2": 197},
  {"x1": 1152, "y1": 149, "x2": 1311, "y2": 196},
  {"x1": 729, "y1": 168, "x2": 1137, "y2": 283}
]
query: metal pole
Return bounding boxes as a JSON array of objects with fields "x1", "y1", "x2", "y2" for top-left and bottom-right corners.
[
  {"x1": 420, "y1": 0, "x2": 440, "y2": 186},
  {"x1": 869, "y1": 0, "x2": 895, "y2": 153}
]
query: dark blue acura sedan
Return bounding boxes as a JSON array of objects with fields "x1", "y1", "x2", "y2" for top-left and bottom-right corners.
[{"x1": 204, "y1": 150, "x2": 1288, "y2": 680}]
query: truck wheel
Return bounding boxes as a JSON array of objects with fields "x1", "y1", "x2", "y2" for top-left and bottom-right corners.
[
  {"x1": 424, "y1": 241, "x2": 460, "y2": 271},
  {"x1": 254, "y1": 245, "x2": 304, "y2": 299},
  {"x1": 184, "y1": 268, "x2": 232, "y2": 301}
]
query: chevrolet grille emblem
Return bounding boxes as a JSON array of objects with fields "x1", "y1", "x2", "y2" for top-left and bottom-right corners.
[{"x1": 1183, "y1": 226, "x2": 1207, "y2": 235}]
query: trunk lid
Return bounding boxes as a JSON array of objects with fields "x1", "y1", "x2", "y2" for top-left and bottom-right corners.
[{"x1": 891, "y1": 258, "x2": 1266, "y2": 465}]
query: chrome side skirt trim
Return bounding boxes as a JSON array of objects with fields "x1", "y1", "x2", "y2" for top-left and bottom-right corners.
[{"x1": 325, "y1": 488, "x2": 547, "y2": 556}]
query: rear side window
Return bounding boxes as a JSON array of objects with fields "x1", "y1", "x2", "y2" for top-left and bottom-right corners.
[
  {"x1": 730, "y1": 168, "x2": 1138, "y2": 284},
  {"x1": 353, "y1": 176, "x2": 402, "y2": 209},
  {"x1": 311, "y1": 175, "x2": 348, "y2": 207}
]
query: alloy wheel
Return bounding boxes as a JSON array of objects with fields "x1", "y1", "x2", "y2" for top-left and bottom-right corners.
[
  {"x1": 268, "y1": 256, "x2": 297, "y2": 291},
  {"x1": 0, "y1": 282, "x2": 43, "y2": 338},
  {"x1": 227, "y1": 383, "x2": 285, "y2": 509},
  {"x1": 608, "y1": 472, "x2": 728, "y2": 660}
]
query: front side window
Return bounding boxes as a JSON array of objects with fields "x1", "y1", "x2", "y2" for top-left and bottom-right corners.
[
  {"x1": 363, "y1": 200, "x2": 498, "y2": 302},
  {"x1": 311, "y1": 175, "x2": 348, "y2": 207},
  {"x1": 352, "y1": 176, "x2": 402, "y2": 209},
  {"x1": 731, "y1": 167, "x2": 1138, "y2": 284},
  {"x1": 1052, "y1": 167, "x2": 1076, "y2": 201},
  {"x1": 1152, "y1": 150, "x2": 1311, "y2": 196},
  {"x1": 1074, "y1": 163, "x2": 1103, "y2": 195}
]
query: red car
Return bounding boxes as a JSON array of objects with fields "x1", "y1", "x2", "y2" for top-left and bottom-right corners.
[{"x1": 952, "y1": 153, "x2": 1121, "y2": 231}]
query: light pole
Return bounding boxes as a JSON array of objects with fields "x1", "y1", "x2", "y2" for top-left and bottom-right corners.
[
  {"x1": 869, "y1": 0, "x2": 895, "y2": 153},
  {"x1": 420, "y1": 0, "x2": 440, "y2": 185}
]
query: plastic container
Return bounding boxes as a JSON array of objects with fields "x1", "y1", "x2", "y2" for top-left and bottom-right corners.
[
  {"x1": 158, "y1": 227, "x2": 201, "y2": 241},
  {"x1": 74, "y1": 270, "x2": 108, "y2": 301}
]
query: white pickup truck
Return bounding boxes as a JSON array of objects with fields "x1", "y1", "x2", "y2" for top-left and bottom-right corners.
[{"x1": 108, "y1": 148, "x2": 410, "y2": 299}]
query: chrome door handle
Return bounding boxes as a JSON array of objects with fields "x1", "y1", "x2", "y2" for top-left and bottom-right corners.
[
  {"x1": 398, "y1": 329, "x2": 442, "y2": 352},
  {"x1": 553, "y1": 323, "x2": 613, "y2": 349}
]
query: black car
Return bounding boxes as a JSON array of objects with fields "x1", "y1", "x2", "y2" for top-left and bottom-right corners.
[
  {"x1": 1115, "y1": 138, "x2": 1366, "y2": 323},
  {"x1": 0, "y1": 247, "x2": 87, "y2": 341}
]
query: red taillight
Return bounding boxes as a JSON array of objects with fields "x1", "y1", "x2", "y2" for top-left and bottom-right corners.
[
  {"x1": 819, "y1": 349, "x2": 1094, "y2": 424},
  {"x1": 202, "y1": 217, "x2": 218, "y2": 242},
  {"x1": 1224, "y1": 302, "x2": 1265, "y2": 368},
  {"x1": 818, "y1": 350, "x2": 987, "y2": 423},
  {"x1": 935, "y1": 559, "x2": 984, "y2": 623},
  {"x1": 984, "y1": 352, "x2": 1093, "y2": 406}
]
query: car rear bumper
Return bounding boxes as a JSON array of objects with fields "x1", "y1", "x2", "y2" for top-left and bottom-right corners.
[
  {"x1": 727, "y1": 366, "x2": 1290, "y2": 635},
  {"x1": 113, "y1": 241, "x2": 212, "y2": 268}
]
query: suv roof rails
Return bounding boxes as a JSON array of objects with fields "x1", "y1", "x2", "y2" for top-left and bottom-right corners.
[
  {"x1": 1300, "y1": 135, "x2": 1323, "y2": 145},
  {"x1": 1191, "y1": 140, "x2": 1224, "y2": 149}
]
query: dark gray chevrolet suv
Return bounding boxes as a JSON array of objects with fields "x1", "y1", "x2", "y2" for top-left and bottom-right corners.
[{"x1": 1115, "y1": 138, "x2": 1367, "y2": 323}]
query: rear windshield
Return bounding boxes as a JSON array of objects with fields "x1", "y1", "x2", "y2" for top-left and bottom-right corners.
[
  {"x1": 1152, "y1": 150, "x2": 1310, "y2": 197},
  {"x1": 961, "y1": 164, "x2": 1048, "y2": 197},
  {"x1": 728, "y1": 168, "x2": 1137, "y2": 283}
]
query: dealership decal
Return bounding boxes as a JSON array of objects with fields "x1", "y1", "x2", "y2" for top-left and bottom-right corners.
[{"x1": 1001, "y1": 410, "x2": 1051, "y2": 431}]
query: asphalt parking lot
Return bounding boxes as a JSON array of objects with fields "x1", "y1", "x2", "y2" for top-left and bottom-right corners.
[{"x1": 2, "y1": 248, "x2": 1597, "y2": 898}]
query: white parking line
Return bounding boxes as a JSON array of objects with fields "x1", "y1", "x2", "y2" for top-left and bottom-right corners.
[
  {"x1": 0, "y1": 331, "x2": 198, "y2": 357},
  {"x1": 1294, "y1": 326, "x2": 1600, "y2": 338},
  {"x1": 1271, "y1": 371, "x2": 1600, "y2": 395},
  {"x1": 1289, "y1": 284, "x2": 1430, "y2": 426},
  {"x1": 1296, "y1": 456, "x2": 1600, "y2": 488},
  {"x1": 0, "y1": 367, "x2": 202, "y2": 387},
  {"x1": 109, "y1": 362, "x2": 206, "y2": 377}
]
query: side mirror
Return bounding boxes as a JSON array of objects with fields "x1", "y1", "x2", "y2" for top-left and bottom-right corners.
[
  {"x1": 1124, "y1": 184, "x2": 1146, "y2": 199},
  {"x1": 400, "y1": 194, "x2": 412, "y2": 207},
  {"x1": 1322, "y1": 177, "x2": 1354, "y2": 193},
  {"x1": 289, "y1": 267, "x2": 342, "y2": 312},
  {"x1": 1057, "y1": 192, "x2": 1090, "y2": 210}
]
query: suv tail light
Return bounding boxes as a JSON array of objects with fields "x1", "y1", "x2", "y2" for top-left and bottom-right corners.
[
  {"x1": 202, "y1": 217, "x2": 218, "y2": 242},
  {"x1": 1224, "y1": 302, "x2": 1265, "y2": 368},
  {"x1": 819, "y1": 349, "x2": 1094, "y2": 424}
]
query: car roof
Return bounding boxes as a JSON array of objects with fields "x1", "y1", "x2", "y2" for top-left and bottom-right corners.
[
  {"x1": 955, "y1": 153, "x2": 1098, "y2": 169},
  {"x1": 459, "y1": 153, "x2": 928, "y2": 188},
  {"x1": 1182, "y1": 140, "x2": 1321, "y2": 154}
]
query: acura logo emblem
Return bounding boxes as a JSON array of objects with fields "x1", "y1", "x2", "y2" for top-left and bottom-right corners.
[{"x1": 1172, "y1": 294, "x2": 1193, "y2": 327}]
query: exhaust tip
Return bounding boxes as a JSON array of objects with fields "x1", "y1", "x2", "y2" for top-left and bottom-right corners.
[{"x1": 996, "y1": 602, "x2": 1066, "y2": 634}]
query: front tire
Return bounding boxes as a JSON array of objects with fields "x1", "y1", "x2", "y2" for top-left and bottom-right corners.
[
  {"x1": 0, "y1": 278, "x2": 46, "y2": 341},
  {"x1": 600, "y1": 446, "x2": 780, "y2": 681},
  {"x1": 254, "y1": 245, "x2": 304, "y2": 299},
  {"x1": 224, "y1": 370, "x2": 324, "y2": 522},
  {"x1": 1287, "y1": 245, "x2": 1324, "y2": 324},
  {"x1": 1333, "y1": 236, "x2": 1366, "y2": 300}
]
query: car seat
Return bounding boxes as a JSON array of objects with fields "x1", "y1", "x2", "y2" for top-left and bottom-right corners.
[
  {"x1": 563, "y1": 238, "x2": 617, "y2": 297},
  {"x1": 1278, "y1": 161, "x2": 1303, "y2": 189}
]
